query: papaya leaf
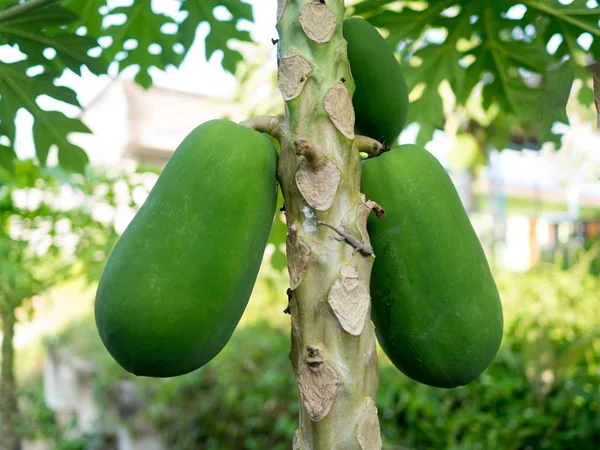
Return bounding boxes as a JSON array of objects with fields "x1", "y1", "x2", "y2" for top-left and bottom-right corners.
[
  {"x1": 0, "y1": 144, "x2": 15, "y2": 174},
  {"x1": 486, "y1": 113, "x2": 519, "y2": 152},
  {"x1": 459, "y1": 6, "x2": 552, "y2": 119},
  {"x1": 578, "y1": 81, "x2": 595, "y2": 105},
  {"x1": 62, "y1": 0, "x2": 108, "y2": 37},
  {"x1": 33, "y1": 111, "x2": 90, "y2": 172},
  {"x1": 351, "y1": 0, "x2": 391, "y2": 16},
  {"x1": 524, "y1": 0, "x2": 600, "y2": 103},
  {"x1": 179, "y1": 0, "x2": 253, "y2": 74},
  {"x1": 0, "y1": 3, "x2": 107, "y2": 75},
  {"x1": 523, "y1": 0, "x2": 600, "y2": 46},
  {"x1": 0, "y1": 60, "x2": 80, "y2": 132},
  {"x1": 0, "y1": 60, "x2": 89, "y2": 172},
  {"x1": 102, "y1": 0, "x2": 184, "y2": 88},
  {"x1": 366, "y1": 1, "x2": 459, "y2": 51},
  {"x1": 356, "y1": 0, "x2": 600, "y2": 149},
  {"x1": 402, "y1": 13, "x2": 471, "y2": 145},
  {"x1": 531, "y1": 60, "x2": 575, "y2": 147},
  {"x1": 0, "y1": 0, "x2": 258, "y2": 173}
]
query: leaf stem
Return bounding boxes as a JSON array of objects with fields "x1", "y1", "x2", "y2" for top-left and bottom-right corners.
[
  {"x1": 0, "y1": 0, "x2": 59, "y2": 25},
  {"x1": 522, "y1": 0, "x2": 600, "y2": 38}
]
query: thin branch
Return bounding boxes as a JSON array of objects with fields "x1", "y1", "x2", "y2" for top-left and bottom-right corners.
[
  {"x1": 318, "y1": 221, "x2": 374, "y2": 256},
  {"x1": 0, "y1": 0, "x2": 59, "y2": 24}
]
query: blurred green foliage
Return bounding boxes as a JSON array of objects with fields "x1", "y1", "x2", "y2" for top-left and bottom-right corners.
[
  {"x1": 378, "y1": 256, "x2": 600, "y2": 450},
  {"x1": 0, "y1": 160, "x2": 159, "y2": 450},
  {"x1": 143, "y1": 325, "x2": 299, "y2": 450},
  {"x1": 17, "y1": 382, "x2": 94, "y2": 450},
  {"x1": 1, "y1": 161, "x2": 157, "y2": 314},
  {"x1": 18, "y1": 253, "x2": 600, "y2": 450}
]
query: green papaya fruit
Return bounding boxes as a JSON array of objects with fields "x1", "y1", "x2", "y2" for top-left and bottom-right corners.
[
  {"x1": 362, "y1": 145, "x2": 503, "y2": 388},
  {"x1": 344, "y1": 18, "x2": 409, "y2": 145},
  {"x1": 95, "y1": 120, "x2": 278, "y2": 378}
]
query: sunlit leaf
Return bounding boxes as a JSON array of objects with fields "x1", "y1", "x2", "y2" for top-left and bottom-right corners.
[
  {"x1": 0, "y1": 3, "x2": 107, "y2": 75},
  {"x1": 33, "y1": 111, "x2": 90, "y2": 171},
  {"x1": 102, "y1": 0, "x2": 184, "y2": 88},
  {"x1": 356, "y1": 0, "x2": 600, "y2": 150},
  {"x1": 179, "y1": 0, "x2": 253, "y2": 74},
  {"x1": 0, "y1": 143, "x2": 15, "y2": 174},
  {"x1": 63, "y1": 0, "x2": 108, "y2": 37},
  {"x1": 0, "y1": 60, "x2": 89, "y2": 172}
]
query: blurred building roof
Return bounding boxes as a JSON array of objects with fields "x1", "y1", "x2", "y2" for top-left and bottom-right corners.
[{"x1": 72, "y1": 77, "x2": 247, "y2": 166}]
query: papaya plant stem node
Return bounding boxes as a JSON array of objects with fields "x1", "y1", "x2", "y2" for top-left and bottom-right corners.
[
  {"x1": 354, "y1": 135, "x2": 385, "y2": 158},
  {"x1": 240, "y1": 116, "x2": 283, "y2": 140},
  {"x1": 294, "y1": 139, "x2": 322, "y2": 165}
]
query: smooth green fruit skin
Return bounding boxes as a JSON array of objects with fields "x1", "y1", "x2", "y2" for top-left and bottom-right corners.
[
  {"x1": 95, "y1": 120, "x2": 278, "y2": 378},
  {"x1": 362, "y1": 145, "x2": 503, "y2": 388},
  {"x1": 344, "y1": 18, "x2": 409, "y2": 145}
]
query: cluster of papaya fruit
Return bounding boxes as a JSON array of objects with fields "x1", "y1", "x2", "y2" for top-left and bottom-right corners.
[
  {"x1": 346, "y1": 18, "x2": 504, "y2": 388},
  {"x1": 95, "y1": 17, "x2": 502, "y2": 388}
]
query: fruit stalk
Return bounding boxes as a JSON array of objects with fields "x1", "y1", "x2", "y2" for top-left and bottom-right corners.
[{"x1": 274, "y1": 1, "x2": 382, "y2": 448}]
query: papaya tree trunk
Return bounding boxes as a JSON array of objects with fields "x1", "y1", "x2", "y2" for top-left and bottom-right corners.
[
  {"x1": 275, "y1": 1, "x2": 382, "y2": 448},
  {"x1": 0, "y1": 307, "x2": 17, "y2": 450}
]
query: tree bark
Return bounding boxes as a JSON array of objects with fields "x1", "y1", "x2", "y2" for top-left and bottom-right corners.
[
  {"x1": 275, "y1": 1, "x2": 382, "y2": 448},
  {"x1": 0, "y1": 307, "x2": 17, "y2": 450}
]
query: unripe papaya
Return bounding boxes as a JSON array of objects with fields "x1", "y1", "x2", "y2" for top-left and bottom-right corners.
[
  {"x1": 362, "y1": 145, "x2": 503, "y2": 388},
  {"x1": 95, "y1": 120, "x2": 278, "y2": 378},
  {"x1": 344, "y1": 18, "x2": 409, "y2": 145}
]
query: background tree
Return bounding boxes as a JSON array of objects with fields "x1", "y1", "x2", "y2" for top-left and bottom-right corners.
[{"x1": 0, "y1": 159, "x2": 152, "y2": 450}]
